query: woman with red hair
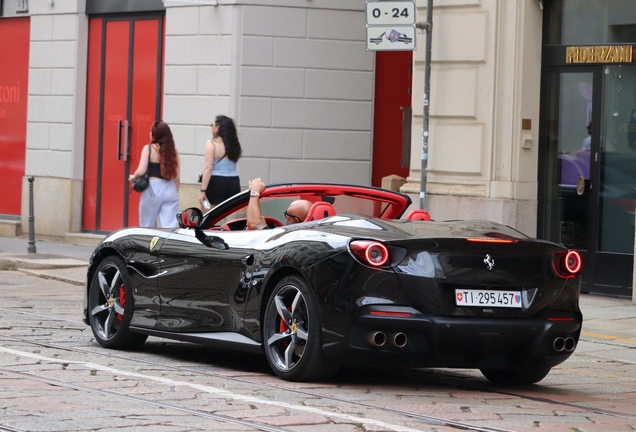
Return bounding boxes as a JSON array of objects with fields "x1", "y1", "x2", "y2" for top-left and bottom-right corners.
[{"x1": 129, "y1": 121, "x2": 180, "y2": 227}]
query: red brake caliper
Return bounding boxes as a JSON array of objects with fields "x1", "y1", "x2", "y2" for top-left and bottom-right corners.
[
  {"x1": 117, "y1": 284, "x2": 126, "y2": 322},
  {"x1": 279, "y1": 305, "x2": 291, "y2": 347}
]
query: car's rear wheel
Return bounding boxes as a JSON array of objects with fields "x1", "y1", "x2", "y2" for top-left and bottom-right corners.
[
  {"x1": 263, "y1": 275, "x2": 339, "y2": 381},
  {"x1": 480, "y1": 367, "x2": 551, "y2": 385},
  {"x1": 88, "y1": 256, "x2": 148, "y2": 349}
]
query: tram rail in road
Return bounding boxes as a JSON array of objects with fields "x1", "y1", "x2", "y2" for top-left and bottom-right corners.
[{"x1": 0, "y1": 271, "x2": 635, "y2": 431}]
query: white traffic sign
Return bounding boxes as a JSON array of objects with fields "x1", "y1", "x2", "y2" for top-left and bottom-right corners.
[
  {"x1": 366, "y1": 26, "x2": 416, "y2": 51},
  {"x1": 366, "y1": 1, "x2": 416, "y2": 26}
]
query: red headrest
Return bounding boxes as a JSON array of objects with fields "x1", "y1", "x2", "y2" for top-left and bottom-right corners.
[
  {"x1": 304, "y1": 202, "x2": 336, "y2": 222},
  {"x1": 405, "y1": 209, "x2": 432, "y2": 221}
]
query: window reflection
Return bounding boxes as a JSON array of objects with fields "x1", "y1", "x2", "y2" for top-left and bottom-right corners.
[
  {"x1": 544, "y1": 72, "x2": 593, "y2": 250},
  {"x1": 599, "y1": 65, "x2": 636, "y2": 253},
  {"x1": 548, "y1": 0, "x2": 636, "y2": 45}
]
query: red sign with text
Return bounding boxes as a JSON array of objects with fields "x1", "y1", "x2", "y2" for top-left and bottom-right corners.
[{"x1": 0, "y1": 18, "x2": 30, "y2": 215}]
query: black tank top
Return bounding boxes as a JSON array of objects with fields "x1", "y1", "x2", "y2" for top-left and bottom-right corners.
[{"x1": 147, "y1": 162, "x2": 163, "y2": 178}]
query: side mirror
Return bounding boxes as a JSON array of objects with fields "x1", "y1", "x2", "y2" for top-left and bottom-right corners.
[{"x1": 177, "y1": 208, "x2": 203, "y2": 229}]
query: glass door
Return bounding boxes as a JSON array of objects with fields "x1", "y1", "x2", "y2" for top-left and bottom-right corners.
[
  {"x1": 594, "y1": 65, "x2": 636, "y2": 295},
  {"x1": 539, "y1": 69, "x2": 599, "y2": 293},
  {"x1": 540, "y1": 66, "x2": 635, "y2": 297}
]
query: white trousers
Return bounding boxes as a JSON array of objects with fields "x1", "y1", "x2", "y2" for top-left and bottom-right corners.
[{"x1": 139, "y1": 179, "x2": 179, "y2": 228}]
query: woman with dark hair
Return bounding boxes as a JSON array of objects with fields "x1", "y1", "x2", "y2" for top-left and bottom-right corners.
[
  {"x1": 199, "y1": 115, "x2": 242, "y2": 210},
  {"x1": 129, "y1": 121, "x2": 180, "y2": 227}
]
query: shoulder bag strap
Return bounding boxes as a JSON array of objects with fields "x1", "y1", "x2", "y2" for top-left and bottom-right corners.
[{"x1": 146, "y1": 144, "x2": 154, "y2": 196}]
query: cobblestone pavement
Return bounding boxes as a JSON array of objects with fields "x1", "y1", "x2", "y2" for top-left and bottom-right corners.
[{"x1": 0, "y1": 254, "x2": 635, "y2": 431}]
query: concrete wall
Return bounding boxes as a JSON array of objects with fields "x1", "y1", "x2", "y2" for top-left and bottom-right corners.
[
  {"x1": 163, "y1": 2, "x2": 374, "y2": 192},
  {"x1": 403, "y1": 0, "x2": 542, "y2": 236},
  {"x1": 21, "y1": 0, "x2": 88, "y2": 236},
  {"x1": 20, "y1": 177, "x2": 82, "y2": 237},
  {"x1": 163, "y1": 4, "x2": 235, "y2": 191},
  {"x1": 19, "y1": 0, "x2": 374, "y2": 236},
  {"x1": 16, "y1": 0, "x2": 544, "y2": 239}
]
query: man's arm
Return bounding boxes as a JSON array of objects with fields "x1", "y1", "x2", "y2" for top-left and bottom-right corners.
[{"x1": 246, "y1": 178, "x2": 268, "y2": 230}]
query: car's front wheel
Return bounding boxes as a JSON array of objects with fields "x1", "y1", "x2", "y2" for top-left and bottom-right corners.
[
  {"x1": 263, "y1": 275, "x2": 339, "y2": 381},
  {"x1": 88, "y1": 256, "x2": 147, "y2": 349},
  {"x1": 480, "y1": 367, "x2": 551, "y2": 385}
]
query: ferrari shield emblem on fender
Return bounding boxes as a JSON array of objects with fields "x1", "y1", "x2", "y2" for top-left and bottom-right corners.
[
  {"x1": 150, "y1": 237, "x2": 159, "y2": 251},
  {"x1": 484, "y1": 254, "x2": 494, "y2": 271}
]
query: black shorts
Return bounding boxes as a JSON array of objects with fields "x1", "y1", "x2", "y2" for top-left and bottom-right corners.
[{"x1": 205, "y1": 175, "x2": 241, "y2": 204}]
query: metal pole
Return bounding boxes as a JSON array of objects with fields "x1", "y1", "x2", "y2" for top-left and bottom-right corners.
[
  {"x1": 419, "y1": 0, "x2": 433, "y2": 209},
  {"x1": 28, "y1": 176, "x2": 36, "y2": 254}
]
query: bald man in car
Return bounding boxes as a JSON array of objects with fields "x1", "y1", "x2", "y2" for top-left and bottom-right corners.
[{"x1": 246, "y1": 178, "x2": 312, "y2": 230}]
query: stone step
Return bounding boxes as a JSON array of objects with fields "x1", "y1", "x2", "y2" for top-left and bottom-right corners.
[
  {"x1": 0, "y1": 220, "x2": 22, "y2": 238},
  {"x1": 19, "y1": 266, "x2": 87, "y2": 286},
  {"x1": 65, "y1": 232, "x2": 105, "y2": 248}
]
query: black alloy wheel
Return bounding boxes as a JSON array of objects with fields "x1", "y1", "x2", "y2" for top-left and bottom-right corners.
[
  {"x1": 88, "y1": 256, "x2": 148, "y2": 349},
  {"x1": 480, "y1": 367, "x2": 551, "y2": 385},
  {"x1": 263, "y1": 275, "x2": 339, "y2": 381}
]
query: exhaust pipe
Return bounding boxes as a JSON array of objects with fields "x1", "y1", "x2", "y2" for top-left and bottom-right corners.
[
  {"x1": 564, "y1": 337, "x2": 576, "y2": 352},
  {"x1": 553, "y1": 337, "x2": 565, "y2": 352},
  {"x1": 367, "y1": 331, "x2": 386, "y2": 347},
  {"x1": 390, "y1": 332, "x2": 408, "y2": 348}
]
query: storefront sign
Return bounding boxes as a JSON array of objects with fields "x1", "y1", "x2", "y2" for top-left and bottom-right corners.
[
  {"x1": 566, "y1": 45, "x2": 633, "y2": 64},
  {"x1": 619, "y1": 123, "x2": 636, "y2": 133}
]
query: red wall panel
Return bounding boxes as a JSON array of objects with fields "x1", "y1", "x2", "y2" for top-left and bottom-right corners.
[{"x1": 0, "y1": 18, "x2": 30, "y2": 215}]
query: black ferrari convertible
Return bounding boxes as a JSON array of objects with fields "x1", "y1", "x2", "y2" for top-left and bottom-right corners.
[{"x1": 82, "y1": 183, "x2": 582, "y2": 384}]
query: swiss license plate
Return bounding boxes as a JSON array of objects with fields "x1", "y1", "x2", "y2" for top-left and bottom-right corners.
[{"x1": 455, "y1": 289, "x2": 522, "y2": 308}]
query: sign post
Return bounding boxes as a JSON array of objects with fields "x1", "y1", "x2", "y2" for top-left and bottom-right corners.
[
  {"x1": 365, "y1": 1, "x2": 416, "y2": 52},
  {"x1": 418, "y1": 0, "x2": 433, "y2": 210}
]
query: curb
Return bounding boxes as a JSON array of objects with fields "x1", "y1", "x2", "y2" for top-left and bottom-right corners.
[
  {"x1": 18, "y1": 268, "x2": 86, "y2": 286},
  {"x1": 0, "y1": 255, "x2": 88, "y2": 286},
  {"x1": 0, "y1": 256, "x2": 88, "y2": 270},
  {"x1": 0, "y1": 258, "x2": 18, "y2": 271}
]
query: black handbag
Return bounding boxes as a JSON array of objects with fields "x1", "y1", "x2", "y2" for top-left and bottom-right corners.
[{"x1": 132, "y1": 146, "x2": 151, "y2": 193}]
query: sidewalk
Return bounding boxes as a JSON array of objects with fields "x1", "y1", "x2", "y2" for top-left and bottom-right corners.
[{"x1": 0, "y1": 236, "x2": 92, "y2": 286}]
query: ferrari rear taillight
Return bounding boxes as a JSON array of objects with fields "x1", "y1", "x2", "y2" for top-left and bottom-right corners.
[
  {"x1": 350, "y1": 241, "x2": 389, "y2": 267},
  {"x1": 552, "y1": 250, "x2": 582, "y2": 278},
  {"x1": 565, "y1": 251, "x2": 582, "y2": 273}
]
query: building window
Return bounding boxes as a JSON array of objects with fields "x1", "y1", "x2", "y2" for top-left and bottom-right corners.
[{"x1": 547, "y1": 0, "x2": 636, "y2": 45}]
